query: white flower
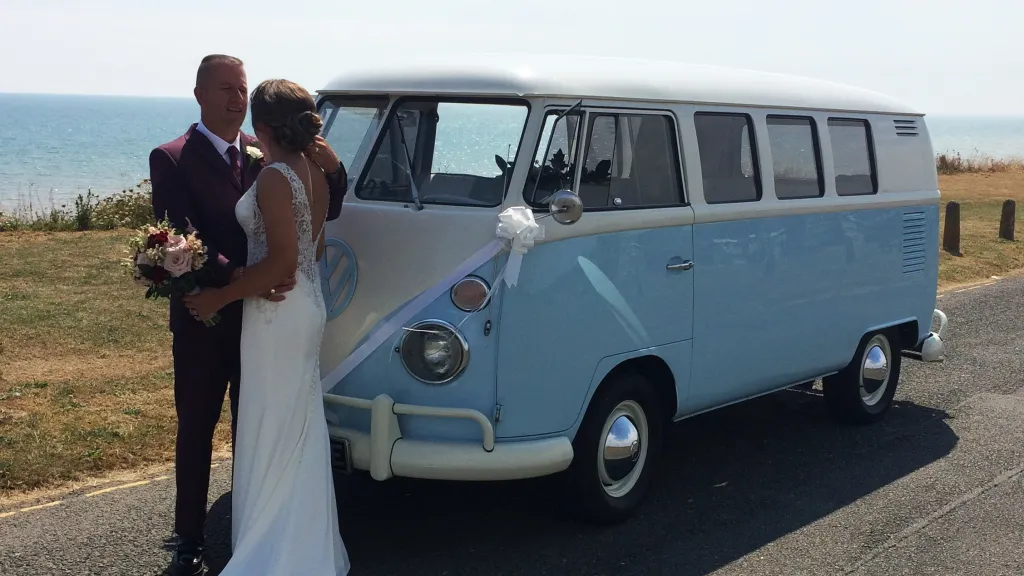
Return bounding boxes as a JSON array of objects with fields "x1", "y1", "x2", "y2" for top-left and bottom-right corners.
[
  {"x1": 246, "y1": 145, "x2": 264, "y2": 160},
  {"x1": 162, "y1": 234, "x2": 193, "y2": 277}
]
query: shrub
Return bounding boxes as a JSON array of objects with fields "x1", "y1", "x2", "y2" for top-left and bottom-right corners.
[
  {"x1": 0, "y1": 181, "x2": 155, "y2": 232},
  {"x1": 92, "y1": 181, "x2": 155, "y2": 230}
]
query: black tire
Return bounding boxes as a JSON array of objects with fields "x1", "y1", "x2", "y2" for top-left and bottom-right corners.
[
  {"x1": 565, "y1": 371, "x2": 664, "y2": 525},
  {"x1": 823, "y1": 329, "x2": 902, "y2": 425}
]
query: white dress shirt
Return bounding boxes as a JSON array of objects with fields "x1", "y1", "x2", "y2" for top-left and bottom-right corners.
[{"x1": 196, "y1": 120, "x2": 241, "y2": 164}]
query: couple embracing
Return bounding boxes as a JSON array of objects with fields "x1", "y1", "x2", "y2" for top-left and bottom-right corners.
[{"x1": 150, "y1": 54, "x2": 350, "y2": 575}]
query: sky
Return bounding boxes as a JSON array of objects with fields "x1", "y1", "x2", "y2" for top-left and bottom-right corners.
[{"x1": 2, "y1": 0, "x2": 1022, "y2": 116}]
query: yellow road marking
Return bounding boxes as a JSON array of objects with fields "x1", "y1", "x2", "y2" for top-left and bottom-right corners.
[
  {"x1": 19, "y1": 500, "x2": 62, "y2": 512},
  {"x1": 85, "y1": 480, "x2": 150, "y2": 497},
  {"x1": 1, "y1": 463, "x2": 234, "y2": 520}
]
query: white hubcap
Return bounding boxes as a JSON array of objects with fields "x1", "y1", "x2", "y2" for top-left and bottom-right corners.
[
  {"x1": 597, "y1": 400, "x2": 648, "y2": 498},
  {"x1": 860, "y1": 334, "x2": 892, "y2": 407}
]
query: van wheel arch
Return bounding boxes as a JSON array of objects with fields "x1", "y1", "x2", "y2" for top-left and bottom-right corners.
[
  {"x1": 851, "y1": 320, "x2": 917, "y2": 364},
  {"x1": 896, "y1": 320, "x2": 919, "y2": 351},
  {"x1": 588, "y1": 355, "x2": 678, "y2": 426}
]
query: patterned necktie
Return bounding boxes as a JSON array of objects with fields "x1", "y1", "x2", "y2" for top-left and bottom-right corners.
[{"x1": 226, "y1": 145, "x2": 241, "y2": 183}]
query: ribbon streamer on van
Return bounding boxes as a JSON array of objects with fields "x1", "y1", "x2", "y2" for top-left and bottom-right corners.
[{"x1": 320, "y1": 207, "x2": 543, "y2": 393}]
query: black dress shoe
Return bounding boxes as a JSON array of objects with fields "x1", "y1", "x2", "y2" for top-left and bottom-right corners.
[{"x1": 170, "y1": 539, "x2": 206, "y2": 576}]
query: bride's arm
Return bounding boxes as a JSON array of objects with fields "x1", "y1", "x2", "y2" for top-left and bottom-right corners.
[{"x1": 190, "y1": 169, "x2": 297, "y2": 312}]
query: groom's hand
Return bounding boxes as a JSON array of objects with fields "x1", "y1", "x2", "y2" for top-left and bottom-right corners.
[
  {"x1": 306, "y1": 136, "x2": 341, "y2": 174},
  {"x1": 261, "y1": 273, "x2": 296, "y2": 302}
]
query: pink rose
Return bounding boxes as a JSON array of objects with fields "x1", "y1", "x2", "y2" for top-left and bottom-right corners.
[{"x1": 162, "y1": 234, "x2": 193, "y2": 277}]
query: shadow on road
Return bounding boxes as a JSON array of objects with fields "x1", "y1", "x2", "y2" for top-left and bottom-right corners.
[{"x1": 201, "y1": 387, "x2": 957, "y2": 576}]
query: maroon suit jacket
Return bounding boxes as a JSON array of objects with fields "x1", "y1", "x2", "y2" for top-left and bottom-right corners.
[{"x1": 149, "y1": 123, "x2": 348, "y2": 333}]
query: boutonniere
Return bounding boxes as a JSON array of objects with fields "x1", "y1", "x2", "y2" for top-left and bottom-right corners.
[{"x1": 245, "y1": 145, "x2": 264, "y2": 161}]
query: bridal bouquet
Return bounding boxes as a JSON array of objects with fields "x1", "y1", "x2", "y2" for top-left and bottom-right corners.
[{"x1": 123, "y1": 217, "x2": 221, "y2": 326}]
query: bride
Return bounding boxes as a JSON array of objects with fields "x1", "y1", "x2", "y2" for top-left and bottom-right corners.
[{"x1": 184, "y1": 78, "x2": 350, "y2": 575}]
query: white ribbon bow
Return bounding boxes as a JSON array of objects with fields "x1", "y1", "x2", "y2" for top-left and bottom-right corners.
[{"x1": 495, "y1": 206, "x2": 544, "y2": 288}]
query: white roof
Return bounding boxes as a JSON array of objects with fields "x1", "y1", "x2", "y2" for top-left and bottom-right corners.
[{"x1": 318, "y1": 54, "x2": 920, "y2": 115}]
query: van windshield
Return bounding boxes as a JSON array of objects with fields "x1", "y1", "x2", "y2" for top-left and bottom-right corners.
[
  {"x1": 353, "y1": 98, "x2": 530, "y2": 207},
  {"x1": 318, "y1": 96, "x2": 390, "y2": 186}
]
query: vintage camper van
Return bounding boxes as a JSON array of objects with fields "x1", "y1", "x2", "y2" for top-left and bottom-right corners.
[{"x1": 313, "y1": 56, "x2": 948, "y2": 523}]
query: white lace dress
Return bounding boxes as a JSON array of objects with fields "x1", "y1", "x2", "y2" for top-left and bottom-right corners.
[{"x1": 219, "y1": 161, "x2": 350, "y2": 576}]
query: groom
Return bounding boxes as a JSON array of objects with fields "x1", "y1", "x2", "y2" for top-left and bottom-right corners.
[{"x1": 150, "y1": 54, "x2": 350, "y2": 576}]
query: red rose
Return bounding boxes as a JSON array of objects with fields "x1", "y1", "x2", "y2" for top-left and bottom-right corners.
[
  {"x1": 149, "y1": 267, "x2": 168, "y2": 283},
  {"x1": 147, "y1": 231, "x2": 169, "y2": 248}
]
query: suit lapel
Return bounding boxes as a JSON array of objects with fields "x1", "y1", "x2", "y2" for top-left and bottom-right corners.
[{"x1": 187, "y1": 125, "x2": 243, "y2": 192}]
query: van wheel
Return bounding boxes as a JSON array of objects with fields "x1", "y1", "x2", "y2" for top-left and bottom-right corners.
[
  {"x1": 823, "y1": 330, "x2": 901, "y2": 425},
  {"x1": 566, "y1": 372, "x2": 664, "y2": 524}
]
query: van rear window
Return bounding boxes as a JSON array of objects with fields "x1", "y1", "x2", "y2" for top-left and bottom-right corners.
[
  {"x1": 766, "y1": 115, "x2": 824, "y2": 200},
  {"x1": 827, "y1": 118, "x2": 877, "y2": 196}
]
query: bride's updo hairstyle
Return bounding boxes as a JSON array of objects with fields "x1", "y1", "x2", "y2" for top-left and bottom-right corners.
[{"x1": 249, "y1": 79, "x2": 323, "y2": 152}]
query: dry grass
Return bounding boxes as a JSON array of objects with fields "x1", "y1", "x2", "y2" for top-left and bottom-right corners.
[
  {"x1": 0, "y1": 231, "x2": 231, "y2": 497},
  {"x1": 1, "y1": 170, "x2": 1023, "y2": 499},
  {"x1": 938, "y1": 172, "x2": 1024, "y2": 285}
]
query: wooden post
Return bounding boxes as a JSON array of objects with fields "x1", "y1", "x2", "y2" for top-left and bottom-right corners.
[
  {"x1": 999, "y1": 199, "x2": 1015, "y2": 241},
  {"x1": 943, "y1": 201, "x2": 961, "y2": 256}
]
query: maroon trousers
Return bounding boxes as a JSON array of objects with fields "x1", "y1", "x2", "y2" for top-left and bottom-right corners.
[{"x1": 171, "y1": 302, "x2": 242, "y2": 542}]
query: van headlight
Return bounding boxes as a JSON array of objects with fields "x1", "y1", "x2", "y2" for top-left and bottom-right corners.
[{"x1": 399, "y1": 320, "x2": 470, "y2": 384}]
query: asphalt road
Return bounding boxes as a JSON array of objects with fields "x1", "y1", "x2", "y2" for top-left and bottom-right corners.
[{"x1": 3, "y1": 277, "x2": 1024, "y2": 576}]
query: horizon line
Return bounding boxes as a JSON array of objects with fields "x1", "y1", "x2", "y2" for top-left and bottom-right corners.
[{"x1": 0, "y1": 91, "x2": 1023, "y2": 118}]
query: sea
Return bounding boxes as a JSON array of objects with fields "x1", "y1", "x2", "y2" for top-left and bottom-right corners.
[{"x1": 1, "y1": 92, "x2": 1023, "y2": 212}]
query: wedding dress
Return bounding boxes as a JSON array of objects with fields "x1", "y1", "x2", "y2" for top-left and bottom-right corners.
[{"x1": 220, "y1": 160, "x2": 350, "y2": 575}]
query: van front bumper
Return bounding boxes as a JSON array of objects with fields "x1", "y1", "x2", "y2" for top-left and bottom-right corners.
[{"x1": 322, "y1": 393, "x2": 574, "y2": 481}]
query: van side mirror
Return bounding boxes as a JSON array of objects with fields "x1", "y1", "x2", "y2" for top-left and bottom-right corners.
[{"x1": 549, "y1": 190, "x2": 583, "y2": 225}]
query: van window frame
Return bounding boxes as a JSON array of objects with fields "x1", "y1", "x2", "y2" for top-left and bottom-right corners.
[
  {"x1": 826, "y1": 116, "x2": 879, "y2": 196},
  {"x1": 575, "y1": 107, "x2": 688, "y2": 211},
  {"x1": 765, "y1": 113, "x2": 826, "y2": 200},
  {"x1": 351, "y1": 95, "x2": 533, "y2": 208},
  {"x1": 315, "y1": 95, "x2": 391, "y2": 184},
  {"x1": 524, "y1": 105, "x2": 688, "y2": 211},
  {"x1": 692, "y1": 110, "x2": 764, "y2": 205},
  {"x1": 524, "y1": 106, "x2": 587, "y2": 209}
]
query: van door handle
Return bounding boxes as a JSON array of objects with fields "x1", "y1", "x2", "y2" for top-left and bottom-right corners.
[{"x1": 666, "y1": 260, "x2": 693, "y2": 271}]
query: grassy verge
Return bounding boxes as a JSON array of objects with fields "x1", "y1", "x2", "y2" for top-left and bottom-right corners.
[
  {"x1": 0, "y1": 231, "x2": 231, "y2": 497},
  {"x1": 0, "y1": 160, "x2": 1023, "y2": 499},
  {"x1": 938, "y1": 171, "x2": 1024, "y2": 285}
]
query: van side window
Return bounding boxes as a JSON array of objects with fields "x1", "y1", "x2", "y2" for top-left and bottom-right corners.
[
  {"x1": 827, "y1": 118, "x2": 877, "y2": 196},
  {"x1": 577, "y1": 113, "x2": 684, "y2": 209},
  {"x1": 694, "y1": 113, "x2": 761, "y2": 204},
  {"x1": 766, "y1": 115, "x2": 824, "y2": 199},
  {"x1": 525, "y1": 110, "x2": 584, "y2": 205}
]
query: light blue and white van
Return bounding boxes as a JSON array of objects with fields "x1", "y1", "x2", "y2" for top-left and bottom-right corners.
[{"x1": 313, "y1": 55, "x2": 948, "y2": 523}]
